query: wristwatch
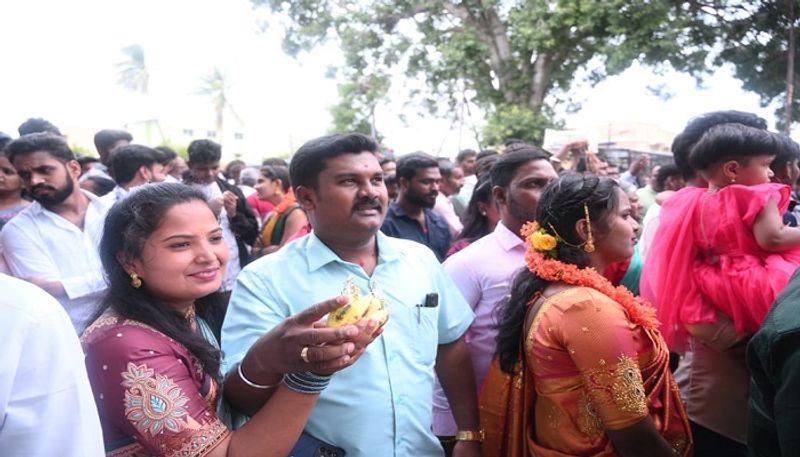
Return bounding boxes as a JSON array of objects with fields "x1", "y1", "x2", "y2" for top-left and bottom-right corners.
[{"x1": 455, "y1": 429, "x2": 484, "y2": 442}]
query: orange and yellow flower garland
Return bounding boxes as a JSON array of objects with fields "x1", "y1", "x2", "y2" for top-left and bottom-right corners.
[{"x1": 521, "y1": 221, "x2": 659, "y2": 330}]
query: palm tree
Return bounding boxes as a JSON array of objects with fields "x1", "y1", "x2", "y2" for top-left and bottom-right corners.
[
  {"x1": 117, "y1": 44, "x2": 149, "y2": 95},
  {"x1": 196, "y1": 67, "x2": 241, "y2": 144},
  {"x1": 116, "y1": 44, "x2": 163, "y2": 143}
]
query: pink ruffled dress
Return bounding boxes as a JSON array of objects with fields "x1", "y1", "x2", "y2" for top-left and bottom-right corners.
[{"x1": 641, "y1": 183, "x2": 800, "y2": 349}]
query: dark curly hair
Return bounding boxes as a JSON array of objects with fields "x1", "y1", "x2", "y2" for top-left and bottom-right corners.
[{"x1": 496, "y1": 174, "x2": 620, "y2": 373}]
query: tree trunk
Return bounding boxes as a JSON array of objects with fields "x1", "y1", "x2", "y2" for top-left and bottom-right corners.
[
  {"x1": 785, "y1": 0, "x2": 796, "y2": 133},
  {"x1": 529, "y1": 53, "x2": 553, "y2": 114},
  {"x1": 442, "y1": 1, "x2": 526, "y2": 105}
]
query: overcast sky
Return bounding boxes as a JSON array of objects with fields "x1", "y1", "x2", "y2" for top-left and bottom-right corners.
[{"x1": 0, "y1": 0, "x2": 781, "y2": 161}]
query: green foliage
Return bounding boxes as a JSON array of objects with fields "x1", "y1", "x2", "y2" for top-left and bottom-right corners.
[
  {"x1": 481, "y1": 105, "x2": 554, "y2": 146},
  {"x1": 69, "y1": 142, "x2": 94, "y2": 158},
  {"x1": 329, "y1": 79, "x2": 388, "y2": 140},
  {"x1": 256, "y1": 0, "x2": 713, "y2": 141},
  {"x1": 699, "y1": 0, "x2": 799, "y2": 131}
]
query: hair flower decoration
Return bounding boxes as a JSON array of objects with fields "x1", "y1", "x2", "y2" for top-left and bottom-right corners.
[{"x1": 522, "y1": 221, "x2": 558, "y2": 257}]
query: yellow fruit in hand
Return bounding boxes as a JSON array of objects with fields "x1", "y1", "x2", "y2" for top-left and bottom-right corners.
[
  {"x1": 327, "y1": 278, "x2": 390, "y2": 328},
  {"x1": 368, "y1": 308, "x2": 390, "y2": 327},
  {"x1": 364, "y1": 295, "x2": 383, "y2": 316},
  {"x1": 326, "y1": 295, "x2": 370, "y2": 328}
]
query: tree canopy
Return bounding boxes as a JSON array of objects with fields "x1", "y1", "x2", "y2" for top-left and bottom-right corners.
[
  {"x1": 256, "y1": 0, "x2": 796, "y2": 143},
  {"x1": 696, "y1": 0, "x2": 798, "y2": 132}
]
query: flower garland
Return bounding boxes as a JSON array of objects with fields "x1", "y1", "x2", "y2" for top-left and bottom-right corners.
[{"x1": 521, "y1": 221, "x2": 659, "y2": 330}]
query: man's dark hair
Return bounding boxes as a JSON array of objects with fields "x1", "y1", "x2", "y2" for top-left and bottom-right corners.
[
  {"x1": 456, "y1": 149, "x2": 477, "y2": 164},
  {"x1": 83, "y1": 176, "x2": 117, "y2": 196},
  {"x1": 77, "y1": 156, "x2": 101, "y2": 167},
  {"x1": 262, "y1": 157, "x2": 289, "y2": 167},
  {"x1": 437, "y1": 158, "x2": 457, "y2": 178},
  {"x1": 672, "y1": 111, "x2": 767, "y2": 180},
  {"x1": 18, "y1": 118, "x2": 62, "y2": 136},
  {"x1": 379, "y1": 157, "x2": 396, "y2": 167},
  {"x1": 154, "y1": 145, "x2": 178, "y2": 162},
  {"x1": 5, "y1": 132, "x2": 75, "y2": 164},
  {"x1": 772, "y1": 135, "x2": 800, "y2": 172},
  {"x1": 475, "y1": 154, "x2": 502, "y2": 179},
  {"x1": 688, "y1": 123, "x2": 781, "y2": 171},
  {"x1": 0, "y1": 132, "x2": 13, "y2": 150},
  {"x1": 93, "y1": 129, "x2": 133, "y2": 154},
  {"x1": 654, "y1": 164, "x2": 681, "y2": 192},
  {"x1": 504, "y1": 138, "x2": 526, "y2": 147},
  {"x1": 187, "y1": 139, "x2": 222, "y2": 165},
  {"x1": 110, "y1": 144, "x2": 162, "y2": 185},
  {"x1": 490, "y1": 147, "x2": 550, "y2": 189},
  {"x1": 289, "y1": 133, "x2": 378, "y2": 190},
  {"x1": 477, "y1": 149, "x2": 499, "y2": 161},
  {"x1": 396, "y1": 152, "x2": 440, "y2": 181}
]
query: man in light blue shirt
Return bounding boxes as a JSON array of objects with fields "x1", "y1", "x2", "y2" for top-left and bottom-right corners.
[{"x1": 222, "y1": 133, "x2": 483, "y2": 457}]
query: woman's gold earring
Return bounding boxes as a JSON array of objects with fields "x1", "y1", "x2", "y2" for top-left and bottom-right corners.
[
  {"x1": 583, "y1": 204, "x2": 595, "y2": 253},
  {"x1": 584, "y1": 237, "x2": 595, "y2": 253},
  {"x1": 130, "y1": 273, "x2": 142, "y2": 289}
]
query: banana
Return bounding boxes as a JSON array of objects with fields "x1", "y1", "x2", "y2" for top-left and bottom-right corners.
[
  {"x1": 368, "y1": 308, "x2": 390, "y2": 327},
  {"x1": 327, "y1": 278, "x2": 390, "y2": 328},
  {"x1": 326, "y1": 294, "x2": 371, "y2": 328},
  {"x1": 364, "y1": 295, "x2": 384, "y2": 316}
]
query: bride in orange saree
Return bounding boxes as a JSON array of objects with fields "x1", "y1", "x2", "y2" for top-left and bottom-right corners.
[{"x1": 481, "y1": 174, "x2": 691, "y2": 457}]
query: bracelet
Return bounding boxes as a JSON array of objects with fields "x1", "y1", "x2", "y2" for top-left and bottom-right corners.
[
  {"x1": 455, "y1": 429, "x2": 484, "y2": 442},
  {"x1": 282, "y1": 371, "x2": 333, "y2": 395},
  {"x1": 237, "y1": 363, "x2": 281, "y2": 390}
]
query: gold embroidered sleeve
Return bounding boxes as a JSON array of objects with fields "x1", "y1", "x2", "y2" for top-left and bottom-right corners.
[
  {"x1": 556, "y1": 290, "x2": 649, "y2": 431},
  {"x1": 581, "y1": 354, "x2": 648, "y2": 430}
]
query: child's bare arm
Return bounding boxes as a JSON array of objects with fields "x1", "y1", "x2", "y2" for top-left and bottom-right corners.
[{"x1": 754, "y1": 198, "x2": 800, "y2": 251}]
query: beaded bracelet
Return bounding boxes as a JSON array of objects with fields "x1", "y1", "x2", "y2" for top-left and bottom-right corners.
[
  {"x1": 283, "y1": 371, "x2": 333, "y2": 395},
  {"x1": 237, "y1": 363, "x2": 282, "y2": 390}
]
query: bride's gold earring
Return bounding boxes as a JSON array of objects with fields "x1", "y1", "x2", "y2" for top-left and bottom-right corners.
[{"x1": 583, "y1": 204, "x2": 595, "y2": 253}]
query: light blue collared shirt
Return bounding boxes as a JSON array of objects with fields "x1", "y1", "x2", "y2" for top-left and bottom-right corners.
[{"x1": 221, "y1": 231, "x2": 473, "y2": 457}]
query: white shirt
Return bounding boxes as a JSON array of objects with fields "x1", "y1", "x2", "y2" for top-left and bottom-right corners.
[
  {"x1": 191, "y1": 182, "x2": 241, "y2": 291},
  {"x1": 99, "y1": 185, "x2": 129, "y2": 205},
  {"x1": 0, "y1": 190, "x2": 111, "y2": 332},
  {"x1": 0, "y1": 274, "x2": 105, "y2": 456}
]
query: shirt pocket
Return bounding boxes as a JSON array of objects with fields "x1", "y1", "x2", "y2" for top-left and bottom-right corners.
[
  {"x1": 386, "y1": 288, "x2": 439, "y2": 366},
  {"x1": 412, "y1": 305, "x2": 439, "y2": 365}
]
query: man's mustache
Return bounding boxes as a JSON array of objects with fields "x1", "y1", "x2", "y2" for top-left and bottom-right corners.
[
  {"x1": 31, "y1": 184, "x2": 56, "y2": 193},
  {"x1": 352, "y1": 197, "x2": 382, "y2": 213}
]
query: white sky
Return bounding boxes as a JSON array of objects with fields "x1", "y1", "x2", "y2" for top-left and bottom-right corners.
[{"x1": 0, "y1": 0, "x2": 783, "y2": 162}]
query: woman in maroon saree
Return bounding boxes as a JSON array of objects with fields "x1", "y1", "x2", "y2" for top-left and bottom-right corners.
[{"x1": 82, "y1": 183, "x2": 373, "y2": 457}]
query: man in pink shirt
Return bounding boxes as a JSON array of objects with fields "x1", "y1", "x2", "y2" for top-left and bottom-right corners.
[{"x1": 432, "y1": 148, "x2": 558, "y2": 453}]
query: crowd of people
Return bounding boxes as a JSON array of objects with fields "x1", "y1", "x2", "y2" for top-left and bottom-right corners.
[{"x1": 2, "y1": 111, "x2": 800, "y2": 457}]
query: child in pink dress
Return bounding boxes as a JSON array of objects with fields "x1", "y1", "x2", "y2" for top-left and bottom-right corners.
[{"x1": 648, "y1": 123, "x2": 800, "y2": 348}]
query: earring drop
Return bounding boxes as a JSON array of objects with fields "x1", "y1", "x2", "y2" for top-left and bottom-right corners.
[
  {"x1": 130, "y1": 273, "x2": 142, "y2": 289},
  {"x1": 582, "y1": 204, "x2": 595, "y2": 253}
]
